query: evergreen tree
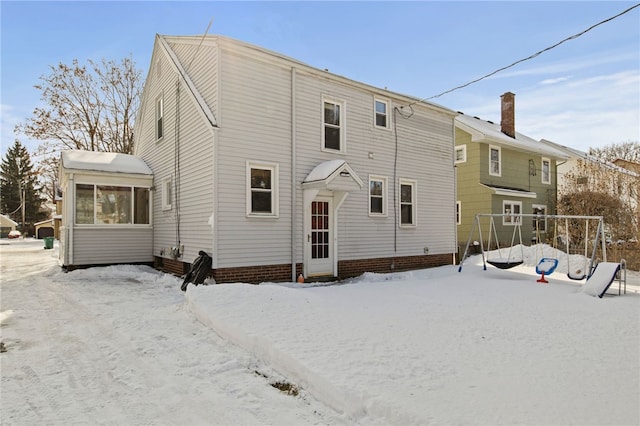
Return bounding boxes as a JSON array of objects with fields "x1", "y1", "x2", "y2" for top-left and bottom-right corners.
[{"x1": 0, "y1": 140, "x2": 47, "y2": 233}]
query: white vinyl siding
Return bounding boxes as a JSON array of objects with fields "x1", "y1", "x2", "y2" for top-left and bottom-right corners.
[
  {"x1": 135, "y1": 36, "x2": 458, "y2": 269},
  {"x1": 489, "y1": 145, "x2": 501, "y2": 176},
  {"x1": 246, "y1": 161, "x2": 279, "y2": 217},
  {"x1": 541, "y1": 157, "x2": 551, "y2": 184},
  {"x1": 71, "y1": 227, "x2": 153, "y2": 265},
  {"x1": 369, "y1": 175, "x2": 387, "y2": 216},
  {"x1": 135, "y1": 39, "x2": 217, "y2": 263}
]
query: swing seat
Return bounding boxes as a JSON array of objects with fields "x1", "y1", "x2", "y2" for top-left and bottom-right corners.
[
  {"x1": 536, "y1": 258, "x2": 558, "y2": 275},
  {"x1": 487, "y1": 259, "x2": 523, "y2": 269},
  {"x1": 567, "y1": 271, "x2": 587, "y2": 281}
]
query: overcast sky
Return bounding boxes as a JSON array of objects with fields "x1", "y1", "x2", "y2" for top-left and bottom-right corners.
[{"x1": 1, "y1": 1, "x2": 638, "y2": 158}]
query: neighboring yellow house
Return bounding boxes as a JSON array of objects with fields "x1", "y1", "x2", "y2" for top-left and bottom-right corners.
[
  {"x1": 0, "y1": 214, "x2": 18, "y2": 238},
  {"x1": 455, "y1": 92, "x2": 568, "y2": 254}
]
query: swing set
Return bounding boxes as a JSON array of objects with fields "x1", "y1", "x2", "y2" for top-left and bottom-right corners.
[{"x1": 458, "y1": 213, "x2": 607, "y2": 282}]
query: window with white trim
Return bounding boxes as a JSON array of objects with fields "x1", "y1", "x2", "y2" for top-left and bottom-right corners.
[
  {"x1": 156, "y1": 95, "x2": 164, "y2": 141},
  {"x1": 374, "y1": 99, "x2": 389, "y2": 129},
  {"x1": 541, "y1": 157, "x2": 551, "y2": 184},
  {"x1": 489, "y1": 145, "x2": 501, "y2": 176},
  {"x1": 246, "y1": 161, "x2": 279, "y2": 217},
  {"x1": 456, "y1": 201, "x2": 461, "y2": 225},
  {"x1": 369, "y1": 175, "x2": 387, "y2": 216},
  {"x1": 532, "y1": 204, "x2": 547, "y2": 234},
  {"x1": 322, "y1": 98, "x2": 345, "y2": 152},
  {"x1": 455, "y1": 145, "x2": 467, "y2": 164},
  {"x1": 399, "y1": 179, "x2": 417, "y2": 226},
  {"x1": 162, "y1": 177, "x2": 172, "y2": 211},
  {"x1": 502, "y1": 200, "x2": 522, "y2": 226},
  {"x1": 75, "y1": 183, "x2": 150, "y2": 225}
]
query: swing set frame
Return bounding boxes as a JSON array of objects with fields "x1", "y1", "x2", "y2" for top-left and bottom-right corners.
[{"x1": 458, "y1": 213, "x2": 607, "y2": 280}]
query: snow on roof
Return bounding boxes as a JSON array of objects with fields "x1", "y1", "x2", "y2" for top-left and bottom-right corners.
[
  {"x1": 0, "y1": 214, "x2": 18, "y2": 226},
  {"x1": 61, "y1": 150, "x2": 153, "y2": 175},
  {"x1": 456, "y1": 114, "x2": 569, "y2": 160},
  {"x1": 303, "y1": 159, "x2": 347, "y2": 183}
]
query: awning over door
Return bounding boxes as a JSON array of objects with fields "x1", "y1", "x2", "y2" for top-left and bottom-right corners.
[
  {"x1": 302, "y1": 159, "x2": 364, "y2": 211},
  {"x1": 302, "y1": 159, "x2": 364, "y2": 191}
]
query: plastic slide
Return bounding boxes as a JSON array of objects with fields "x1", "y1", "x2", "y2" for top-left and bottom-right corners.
[{"x1": 583, "y1": 262, "x2": 621, "y2": 298}]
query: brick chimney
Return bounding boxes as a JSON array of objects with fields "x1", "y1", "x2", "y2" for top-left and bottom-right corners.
[{"x1": 500, "y1": 92, "x2": 516, "y2": 138}]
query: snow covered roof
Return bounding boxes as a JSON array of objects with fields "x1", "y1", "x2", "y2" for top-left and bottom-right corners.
[
  {"x1": 302, "y1": 160, "x2": 364, "y2": 191},
  {"x1": 61, "y1": 150, "x2": 153, "y2": 175},
  {"x1": 0, "y1": 214, "x2": 18, "y2": 226},
  {"x1": 304, "y1": 160, "x2": 348, "y2": 183},
  {"x1": 456, "y1": 114, "x2": 569, "y2": 160}
]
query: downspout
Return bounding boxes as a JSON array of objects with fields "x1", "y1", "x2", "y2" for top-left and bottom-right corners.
[
  {"x1": 290, "y1": 67, "x2": 297, "y2": 281},
  {"x1": 452, "y1": 120, "x2": 458, "y2": 264},
  {"x1": 68, "y1": 173, "x2": 74, "y2": 265}
]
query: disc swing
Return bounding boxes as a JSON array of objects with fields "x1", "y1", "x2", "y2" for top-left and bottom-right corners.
[
  {"x1": 535, "y1": 218, "x2": 558, "y2": 284},
  {"x1": 565, "y1": 218, "x2": 588, "y2": 281},
  {"x1": 485, "y1": 215, "x2": 524, "y2": 270}
]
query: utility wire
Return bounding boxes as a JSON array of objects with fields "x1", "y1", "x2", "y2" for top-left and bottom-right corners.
[{"x1": 408, "y1": 3, "x2": 640, "y2": 105}]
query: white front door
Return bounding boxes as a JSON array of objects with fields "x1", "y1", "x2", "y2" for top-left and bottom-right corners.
[{"x1": 306, "y1": 197, "x2": 333, "y2": 276}]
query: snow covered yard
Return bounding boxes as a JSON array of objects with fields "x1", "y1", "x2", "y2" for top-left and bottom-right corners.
[{"x1": 1, "y1": 238, "x2": 639, "y2": 425}]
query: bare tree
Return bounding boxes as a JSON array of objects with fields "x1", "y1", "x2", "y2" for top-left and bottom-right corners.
[
  {"x1": 589, "y1": 140, "x2": 640, "y2": 163},
  {"x1": 16, "y1": 56, "x2": 142, "y2": 155},
  {"x1": 559, "y1": 158, "x2": 638, "y2": 241}
]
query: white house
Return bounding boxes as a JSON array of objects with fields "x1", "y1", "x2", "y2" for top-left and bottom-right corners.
[
  {"x1": 60, "y1": 34, "x2": 458, "y2": 282},
  {"x1": 0, "y1": 214, "x2": 18, "y2": 238},
  {"x1": 58, "y1": 150, "x2": 153, "y2": 269},
  {"x1": 130, "y1": 34, "x2": 458, "y2": 283}
]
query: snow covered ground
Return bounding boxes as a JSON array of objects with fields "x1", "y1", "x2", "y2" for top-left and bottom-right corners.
[{"x1": 1, "y1": 238, "x2": 639, "y2": 425}]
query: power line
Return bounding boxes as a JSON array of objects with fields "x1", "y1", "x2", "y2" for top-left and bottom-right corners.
[{"x1": 409, "y1": 3, "x2": 640, "y2": 106}]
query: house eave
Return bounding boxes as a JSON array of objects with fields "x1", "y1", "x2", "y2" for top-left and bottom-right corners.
[{"x1": 481, "y1": 184, "x2": 537, "y2": 199}]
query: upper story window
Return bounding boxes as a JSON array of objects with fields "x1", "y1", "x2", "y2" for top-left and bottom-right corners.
[
  {"x1": 400, "y1": 179, "x2": 417, "y2": 226},
  {"x1": 75, "y1": 184, "x2": 150, "y2": 225},
  {"x1": 455, "y1": 145, "x2": 467, "y2": 164},
  {"x1": 162, "y1": 177, "x2": 172, "y2": 211},
  {"x1": 156, "y1": 95, "x2": 164, "y2": 141},
  {"x1": 374, "y1": 99, "x2": 389, "y2": 129},
  {"x1": 323, "y1": 98, "x2": 345, "y2": 152},
  {"x1": 489, "y1": 145, "x2": 501, "y2": 176},
  {"x1": 541, "y1": 158, "x2": 551, "y2": 184},
  {"x1": 246, "y1": 161, "x2": 279, "y2": 217},
  {"x1": 502, "y1": 200, "x2": 522, "y2": 226},
  {"x1": 369, "y1": 175, "x2": 387, "y2": 216}
]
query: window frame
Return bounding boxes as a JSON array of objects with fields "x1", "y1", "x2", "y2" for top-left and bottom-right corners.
[
  {"x1": 541, "y1": 157, "x2": 551, "y2": 184},
  {"x1": 502, "y1": 200, "x2": 522, "y2": 226},
  {"x1": 374, "y1": 98, "x2": 390, "y2": 130},
  {"x1": 532, "y1": 204, "x2": 547, "y2": 235},
  {"x1": 246, "y1": 161, "x2": 279, "y2": 218},
  {"x1": 399, "y1": 179, "x2": 417, "y2": 227},
  {"x1": 368, "y1": 175, "x2": 388, "y2": 217},
  {"x1": 155, "y1": 94, "x2": 164, "y2": 141},
  {"x1": 74, "y1": 183, "x2": 150, "y2": 226},
  {"x1": 321, "y1": 96, "x2": 346, "y2": 153},
  {"x1": 455, "y1": 145, "x2": 467, "y2": 164},
  {"x1": 489, "y1": 145, "x2": 501, "y2": 176},
  {"x1": 162, "y1": 177, "x2": 172, "y2": 211}
]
